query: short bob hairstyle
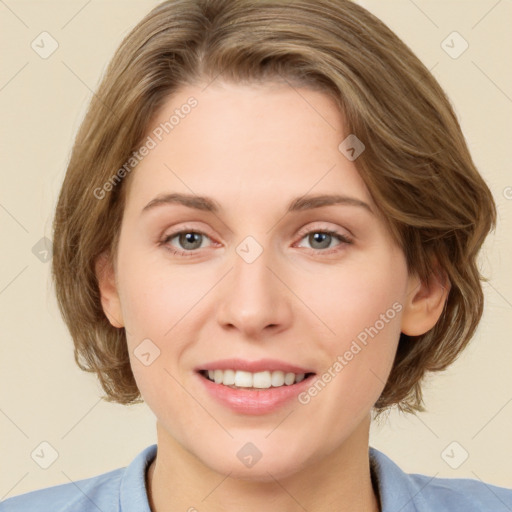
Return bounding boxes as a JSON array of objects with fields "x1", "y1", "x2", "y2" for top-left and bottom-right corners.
[{"x1": 52, "y1": 0, "x2": 496, "y2": 414}]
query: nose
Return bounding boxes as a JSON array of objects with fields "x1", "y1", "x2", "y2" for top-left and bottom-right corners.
[{"x1": 215, "y1": 243, "x2": 293, "y2": 339}]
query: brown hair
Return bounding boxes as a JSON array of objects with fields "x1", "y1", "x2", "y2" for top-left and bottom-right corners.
[{"x1": 52, "y1": 0, "x2": 496, "y2": 413}]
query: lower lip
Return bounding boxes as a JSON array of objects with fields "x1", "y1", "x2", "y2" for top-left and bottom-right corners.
[{"x1": 196, "y1": 372, "x2": 316, "y2": 415}]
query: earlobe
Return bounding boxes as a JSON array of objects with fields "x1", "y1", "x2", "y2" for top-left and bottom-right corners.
[
  {"x1": 95, "y1": 251, "x2": 124, "y2": 328},
  {"x1": 401, "y1": 266, "x2": 451, "y2": 336}
]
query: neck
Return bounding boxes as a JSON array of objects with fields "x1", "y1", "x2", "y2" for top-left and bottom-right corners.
[{"x1": 146, "y1": 415, "x2": 380, "y2": 512}]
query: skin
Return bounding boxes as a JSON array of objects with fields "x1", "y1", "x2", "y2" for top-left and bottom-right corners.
[{"x1": 96, "y1": 81, "x2": 449, "y2": 512}]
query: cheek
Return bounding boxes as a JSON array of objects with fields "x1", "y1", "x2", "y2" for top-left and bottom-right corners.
[
  {"x1": 306, "y1": 245, "x2": 407, "y2": 344},
  {"x1": 116, "y1": 244, "x2": 205, "y2": 340},
  {"x1": 115, "y1": 243, "x2": 222, "y2": 402},
  {"x1": 298, "y1": 247, "x2": 407, "y2": 406}
]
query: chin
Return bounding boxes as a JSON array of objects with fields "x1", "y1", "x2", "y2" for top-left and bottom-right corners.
[
  {"x1": 191, "y1": 437, "x2": 317, "y2": 482},
  {"x1": 209, "y1": 455, "x2": 309, "y2": 482}
]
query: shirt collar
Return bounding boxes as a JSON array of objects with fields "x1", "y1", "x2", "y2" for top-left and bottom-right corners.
[
  {"x1": 370, "y1": 446, "x2": 421, "y2": 512},
  {"x1": 119, "y1": 444, "x2": 420, "y2": 512},
  {"x1": 119, "y1": 444, "x2": 156, "y2": 512}
]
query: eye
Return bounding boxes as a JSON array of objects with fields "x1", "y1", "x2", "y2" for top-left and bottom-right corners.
[
  {"x1": 160, "y1": 226, "x2": 353, "y2": 257},
  {"x1": 161, "y1": 228, "x2": 213, "y2": 256},
  {"x1": 295, "y1": 228, "x2": 353, "y2": 254}
]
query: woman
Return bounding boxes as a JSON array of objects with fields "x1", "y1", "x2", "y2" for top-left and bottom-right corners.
[{"x1": 2, "y1": 0, "x2": 511, "y2": 511}]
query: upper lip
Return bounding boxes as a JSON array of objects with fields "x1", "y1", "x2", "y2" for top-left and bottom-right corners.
[{"x1": 195, "y1": 358, "x2": 315, "y2": 374}]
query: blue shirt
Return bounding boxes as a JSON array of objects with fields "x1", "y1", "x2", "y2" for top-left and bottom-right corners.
[{"x1": 1, "y1": 444, "x2": 511, "y2": 511}]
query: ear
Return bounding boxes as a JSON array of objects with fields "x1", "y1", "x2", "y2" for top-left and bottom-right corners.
[
  {"x1": 95, "y1": 251, "x2": 124, "y2": 328},
  {"x1": 401, "y1": 262, "x2": 451, "y2": 336}
]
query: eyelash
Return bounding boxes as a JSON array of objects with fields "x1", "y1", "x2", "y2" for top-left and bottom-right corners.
[{"x1": 159, "y1": 225, "x2": 353, "y2": 257}]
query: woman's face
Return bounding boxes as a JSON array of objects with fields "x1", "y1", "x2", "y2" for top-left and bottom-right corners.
[{"x1": 106, "y1": 81, "x2": 416, "y2": 480}]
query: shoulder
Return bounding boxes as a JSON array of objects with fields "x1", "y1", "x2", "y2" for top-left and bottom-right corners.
[
  {"x1": 0, "y1": 444, "x2": 157, "y2": 512},
  {"x1": 408, "y1": 472, "x2": 512, "y2": 511},
  {"x1": 0, "y1": 468, "x2": 123, "y2": 512},
  {"x1": 370, "y1": 447, "x2": 512, "y2": 512}
]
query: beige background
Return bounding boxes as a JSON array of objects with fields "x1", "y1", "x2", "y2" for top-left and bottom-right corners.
[{"x1": 1, "y1": 0, "x2": 511, "y2": 500}]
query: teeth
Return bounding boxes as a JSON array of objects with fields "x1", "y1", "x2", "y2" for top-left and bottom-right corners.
[
  {"x1": 271, "y1": 371, "x2": 285, "y2": 387},
  {"x1": 213, "y1": 369, "x2": 223, "y2": 384},
  {"x1": 203, "y1": 369, "x2": 308, "y2": 388},
  {"x1": 235, "y1": 370, "x2": 253, "y2": 387},
  {"x1": 222, "y1": 369, "x2": 236, "y2": 385}
]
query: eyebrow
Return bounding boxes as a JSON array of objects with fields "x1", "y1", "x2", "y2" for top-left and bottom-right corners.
[{"x1": 141, "y1": 192, "x2": 373, "y2": 215}]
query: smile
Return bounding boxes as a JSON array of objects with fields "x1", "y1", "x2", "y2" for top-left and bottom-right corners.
[
  {"x1": 196, "y1": 367, "x2": 317, "y2": 415},
  {"x1": 199, "y1": 369, "x2": 315, "y2": 389}
]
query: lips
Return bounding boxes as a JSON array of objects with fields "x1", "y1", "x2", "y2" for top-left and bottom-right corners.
[{"x1": 196, "y1": 369, "x2": 316, "y2": 415}]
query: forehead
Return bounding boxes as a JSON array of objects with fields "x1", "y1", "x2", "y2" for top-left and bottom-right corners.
[{"x1": 124, "y1": 81, "x2": 373, "y2": 214}]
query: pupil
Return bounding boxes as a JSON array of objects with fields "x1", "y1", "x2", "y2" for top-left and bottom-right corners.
[
  {"x1": 181, "y1": 232, "x2": 201, "y2": 249},
  {"x1": 311, "y1": 232, "x2": 330, "y2": 249}
]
